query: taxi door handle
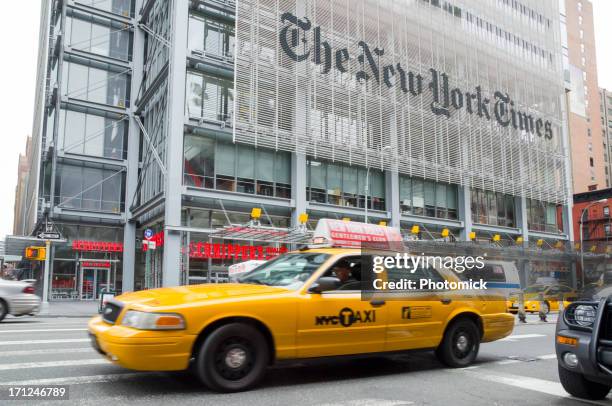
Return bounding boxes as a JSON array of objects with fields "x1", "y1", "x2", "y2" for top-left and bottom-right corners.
[
  {"x1": 440, "y1": 298, "x2": 452, "y2": 305},
  {"x1": 370, "y1": 300, "x2": 386, "y2": 307}
]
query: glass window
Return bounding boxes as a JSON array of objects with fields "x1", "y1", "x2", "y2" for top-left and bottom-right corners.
[
  {"x1": 60, "y1": 109, "x2": 126, "y2": 159},
  {"x1": 84, "y1": 114, "x2": 105, "y2": 157},
  {"x1": 183, "y1": 135, "x2": 214, "y2": 188},
  {"x1": 188, "y1": 15, "x2": 205, "y2": 52},
  {"x1": 75, "y1": 0, "x2": 131, "y2": 16},
  {"x1": 216, "y1": 143, "x2": 236, "y2": 177},
  {"x1": 184, "y1": 136, "x2": 291, "y2": 198},
  {"x1": 306, "y1": 160, "x2": 385, "y2": 210},
  {"x1": 56, "y1": 165, "x2": 124, "y2": 212},
  {"x1": 257, "y1": 150, "x2": 275, "y2": 182},
  {"x1": 188, "y1": 14, "x2": 235, "y2": 58},
  {"x1": 62, "y1": 62, "x2": 128, "y2": 108},
  {"x1": 186, "y1": 71, "x2": 233, "y2": 122},
  {"x1": 59, "y1": 165, "x2": 82, "y2": 208},
  {"x1": 400, "y1": 177, "x2": 412, "y2": 214},
  {"x1": 412, "y1": 179, "x2": 424, "y2": 215},
  {"x1": 424, "y1": 181, "x2": 436, "y2": 217}
]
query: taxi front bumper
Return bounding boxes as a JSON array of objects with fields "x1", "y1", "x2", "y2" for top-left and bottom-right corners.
[{"x1": 88, "y1": 316, "x2": 197, "y2": 371}]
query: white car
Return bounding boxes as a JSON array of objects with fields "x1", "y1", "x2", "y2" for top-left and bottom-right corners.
[{"x1": 0, "y1": 279, "x2": 41, "y2": 322}]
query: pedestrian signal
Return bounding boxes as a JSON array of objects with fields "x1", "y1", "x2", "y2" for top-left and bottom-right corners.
[{"x1": 25, "y1": 246, "x2": 46, "y2": 261}]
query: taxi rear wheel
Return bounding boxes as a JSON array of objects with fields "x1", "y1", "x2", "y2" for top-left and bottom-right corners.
[
  {"x1": 196, "y1": 323, "x2": 269, "y2": 392},
  {"x1": 558, "y1": 364, "x2": 611, "y2": 400},
  {"x1": 436, "y1": 319, "x2": 480, "y2": 367}
]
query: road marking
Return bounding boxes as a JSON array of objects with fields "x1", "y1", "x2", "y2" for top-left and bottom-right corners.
[
  {"x1": 0, "y1": 338, "x2": 90, "y2": 346},
  {"x1": 457, "y1": 369, "x2": 609, "y2": 405},
  {"x1": 537, "y1": 354, "x2": 558, "y2": 360},
  {"x1": 1, "y1": 372, "x2": 156, "y2": 386},
  {"x1": 0, "y1": 347, "x2": 93, "y2": 357},
  {"x1": 0, "y1": 328, "x2": 87, "y2": 334},
  {"x1": 499, "y1": 333, "x2": 546, "y2": 342},
  {"x1": 318, "y1": 400, "x2": 414, "y2": 406},
  {"x1": 0, "y1": 359, "x2": 108, "y2": 371}
]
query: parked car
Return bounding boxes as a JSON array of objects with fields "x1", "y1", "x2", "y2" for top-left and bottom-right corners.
[{"x1": 0, "y1": 278, "x2": 41, "y2": 322}]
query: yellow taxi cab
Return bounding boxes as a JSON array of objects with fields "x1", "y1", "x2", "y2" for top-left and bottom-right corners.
[
  {"x1": 89, "y1": 220, "x2": 515, "y2": 392},
  {"x1": 507, "y1": 284, "x2": 576, "y2": 314}
]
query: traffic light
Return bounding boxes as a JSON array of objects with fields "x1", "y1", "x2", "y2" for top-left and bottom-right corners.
[{"x1": 25, "y1": 246, "x2": 46, "y2": 261}]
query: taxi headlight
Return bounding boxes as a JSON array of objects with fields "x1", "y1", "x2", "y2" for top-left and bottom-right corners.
[
  {"x1": 121, "y1": 310, "x2": 186, "y2": 330},
  {"x1": 565, "y1": 304, "x2": 598, "y2": 328}
]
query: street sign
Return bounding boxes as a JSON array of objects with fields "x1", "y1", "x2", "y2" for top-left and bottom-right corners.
[
  {"x1": 144, "y1": 229, "x2": 153, "y2": 240},
  {"x1": 37, "y1": 232, "x2": 61, "y2": 240}
]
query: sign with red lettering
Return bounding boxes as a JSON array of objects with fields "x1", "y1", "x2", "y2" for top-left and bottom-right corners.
[
  {"x1": 313, "y1": 219, "x2": 403, "y2": 248},
  {"x1": 142, "y1": 231, "x2": 164, "y2": 252},
  {"x1": 72, "y1": 240, "x2": 124, "y2": 253},
  {"x1": 189, "y1": 243, "x2": 287, "y2": 260},
  {"x1": 81, "y1": 261, "x2": 111, "y2": 268}
]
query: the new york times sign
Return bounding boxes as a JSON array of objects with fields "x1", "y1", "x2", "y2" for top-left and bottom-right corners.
[{"x1": 279, "y1": 12, "x2": 554, "y2": 140}]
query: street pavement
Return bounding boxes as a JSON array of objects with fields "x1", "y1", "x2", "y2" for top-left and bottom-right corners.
[{"x1": 0, "y1": 314, "x2": 609, "y2": 406}]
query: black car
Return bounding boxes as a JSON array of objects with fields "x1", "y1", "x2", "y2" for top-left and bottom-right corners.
[{"x1": 556, "y1": 289, "x2": 612, "y2": 400}]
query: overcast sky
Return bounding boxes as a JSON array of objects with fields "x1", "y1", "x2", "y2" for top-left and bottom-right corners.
[{"x1": 0, "y1": 1, "x2": 611, "y2": 240}]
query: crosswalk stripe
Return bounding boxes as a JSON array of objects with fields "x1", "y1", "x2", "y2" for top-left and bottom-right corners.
[
  {"x1": 456, "y1": 368, "x2": 609, "y2": 405},
  {"x1": 0, "y1": 328, "x2": 87, "y2": 334},
  {"x1": 0, "y1": 347, "x2": 93, "y2": 357},
  {"x1": 318, "y1": 400, "x2": 414, "y2": 406},
  {"x1": 499, "y1": 334, "x2": 546, "y2": 342},
  {"x1": 0, "y1": 359, "x2": 107, "y2": 371},
  {"x1": 0, "y1": 338, "x2": 90, "y2": 346},
  {"x1": 1, "y1": 372, "x2": 156, "y2": 386}
]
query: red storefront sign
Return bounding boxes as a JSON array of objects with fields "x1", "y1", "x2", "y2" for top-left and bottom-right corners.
[
  {"x1": 72, "y1": 240, "x2": 124, "y2": 253},
  {"x1": 189, "y1": 243, "x2": 288, "y2": 260},
  {"x1": 81, "y1": 261, "x2": 111, "y2": 268},
  {"x1": 142, "y1": 231, "x2": 164, "y2": 252}
]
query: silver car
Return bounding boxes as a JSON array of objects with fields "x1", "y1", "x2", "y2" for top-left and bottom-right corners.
[{"x1": 0, "y1": 278, "x2": 41, "y2": 322}]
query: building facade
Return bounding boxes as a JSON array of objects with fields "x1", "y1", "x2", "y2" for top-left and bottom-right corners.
[
  {"x1": 572, "y1": 187, "x2": 612, "y2": 282},
  {"x1": 563, "y1": 0, "x2": 606, "y2": 193},
  {"x1": 601, "y1": 88, "x2": 612, "y2": 188},
  {"x1": 13, "y1": 136, "x2": 32, "y2": 236},
  {"x1": 23, "y1": 0, "x2": 574, "y2": 300}
]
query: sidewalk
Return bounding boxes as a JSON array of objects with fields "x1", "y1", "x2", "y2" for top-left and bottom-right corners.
[{"x1": 37, "y1": 300, "x2": 100, "y2": 318}]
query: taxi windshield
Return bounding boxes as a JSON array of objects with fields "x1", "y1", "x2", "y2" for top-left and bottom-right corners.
[{"x1": 238, "y1": 252, "x2": 330, "y2": 289}]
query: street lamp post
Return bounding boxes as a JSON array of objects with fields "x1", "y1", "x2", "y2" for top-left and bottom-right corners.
[{"x1": 579, "y1": 198, "x2": 608, "y2": 288}]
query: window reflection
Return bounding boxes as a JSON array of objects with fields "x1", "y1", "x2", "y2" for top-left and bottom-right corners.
[
  {"x1": 306, "y1": 159, "x2": 386, "y2": 211},
  {"x1": 186, "y1": 71, "x2": 233, "y2": 123},
  {"x1": 183, "y1": 135, "x2": 291, "y2": 199}
]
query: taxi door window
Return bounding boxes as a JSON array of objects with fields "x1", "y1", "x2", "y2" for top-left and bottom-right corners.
[{"x1": 322, "y1": 256, "x2": 362, "y2": 291}]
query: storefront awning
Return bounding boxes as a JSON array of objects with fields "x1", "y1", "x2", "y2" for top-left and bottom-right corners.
[{"x1": 209, "y1": 224, "x2": 313, "y2": 244}]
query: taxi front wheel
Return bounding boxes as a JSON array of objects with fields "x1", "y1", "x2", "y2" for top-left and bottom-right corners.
[
  {"x1": 195, "y1": 323, "x2": 269, "y2": 392},
  {"x1": 435, "y1": 319, "x2": 480, "y2": 367}
]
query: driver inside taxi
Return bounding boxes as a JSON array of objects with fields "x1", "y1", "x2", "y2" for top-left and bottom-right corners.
[{"x1": 331, "y1": 260, "x2": 359, "y2": 288}]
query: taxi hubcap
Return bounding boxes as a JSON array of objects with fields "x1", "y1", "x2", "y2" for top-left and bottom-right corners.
[
  {"x1": 456, "y1": 334, "x2": 469, "y2": 352},
  {"x1": 214, "y1": 338, "x2": 254, "y2": 380},
  {"x1": 225, "y1": 348, "x2": 247, "y2": 368}
]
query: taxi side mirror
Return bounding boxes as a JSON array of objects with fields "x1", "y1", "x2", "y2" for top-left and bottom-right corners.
[{"x1": 309, "y1": 277, "x2": 341, "y2": 293}]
